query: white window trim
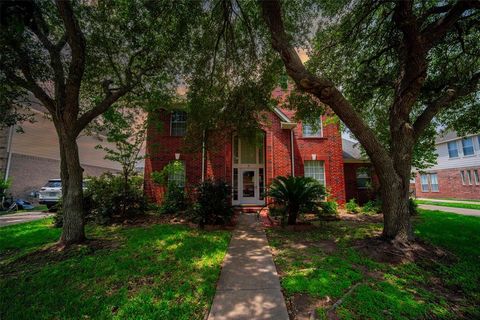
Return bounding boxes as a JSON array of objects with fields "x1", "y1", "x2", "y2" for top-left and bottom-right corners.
[
  {"x1": 474, "y1": 169, "x2": 480, "y2": 185},
  {"x1": 447, "y1": 141, "x2": 459, "y2": 159},
  {"x1": 420, "y1": 174, "x2": 430, "y2": 192},
  {"x1": 430, "y1": 173, "x2": 439, "y2": 192},
  {"x1": 302, "y1": 118, "x2": 323, "y2": 138},
  {"x1": 304, "y1": 160, "x2": 326, "y2": 186},
  {"x1": 460, "y1": 171, "x2": 466, "y2": 185}
]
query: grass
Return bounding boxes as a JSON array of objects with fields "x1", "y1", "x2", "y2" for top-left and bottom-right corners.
[
  {"x1": 0, "y1": 204, "x2": 48, "y2": 215},
  {"x1": 416, "y1": 199, "x2": 480, "y2": 210},
  {"x1": 0, "y1": 218, "x2": 230, "y2": 320},
  {"x1": 267, "y1": 210, "x2": 480, "y2": 319}
]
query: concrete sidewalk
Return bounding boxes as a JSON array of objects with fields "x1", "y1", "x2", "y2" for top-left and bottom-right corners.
[
  {"x1": 417, "y1": 198, "x2": 480, "y2": 205},
  {"x1": 208, "y1": 212, "x2": 289, "y2": 320},
  {"x1": 419, "y1": 205, "x2": 480, "y2": 217},
  {"x1": 0, "y1": 211, "x2": 52, "y2": 227}
]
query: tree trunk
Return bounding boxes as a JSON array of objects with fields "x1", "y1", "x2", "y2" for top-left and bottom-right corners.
[
  {"x1": 59, "y1": 133, "x2": 86, "y2": 245},
  {"x1": 378, "y1": 168, "x2": 413, "y2": 243},
  {"x1": 287, "y1": 206, "x2": 298, "y2": 225}
]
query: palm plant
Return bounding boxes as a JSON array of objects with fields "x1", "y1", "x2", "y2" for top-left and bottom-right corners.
[{"x1": 268, "y1": 176, "x2": 326, "y2": 225}]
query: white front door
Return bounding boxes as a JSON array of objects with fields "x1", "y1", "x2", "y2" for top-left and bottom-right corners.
[{"x1": 239, "y1": 169, "x2": 258, "y2": 204}]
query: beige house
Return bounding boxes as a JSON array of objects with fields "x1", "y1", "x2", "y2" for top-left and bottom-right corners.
[{"x1": 2, "y1": 108, "x2": 121, "y2": 200}]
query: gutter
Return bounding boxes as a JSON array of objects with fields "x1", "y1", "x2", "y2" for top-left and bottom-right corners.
[
  {"x1": 4, "y1": 125, "x2": 14, "y2": 181},
  {"x1": 290, "y1": 129, "x2": 295, "y2": 177},
  {"x1": 201, "y1": 129, "x2": 206, "y2": 182}
]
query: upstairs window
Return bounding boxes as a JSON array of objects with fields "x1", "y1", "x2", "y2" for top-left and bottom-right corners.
[
  {"x1": 304, "y1": 160, "x2": 325, "y2": 185},
  {"x1": 447, "y1": 141, "x2": 458, "y2": 158},
  {"x1": 356, "y1": 167, "x2": 371, "y2": 189},
  {"x1": 302, "y1": 118, "x2": 323, "y2": 137},
  {"x1": 171, "y1": 111, "x2": 187, "y2": 136},
  {"x1": 462, "y1": 137, "x2": 474, "y2": 156}
]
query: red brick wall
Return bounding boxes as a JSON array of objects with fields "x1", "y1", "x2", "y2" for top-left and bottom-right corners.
[
  {"x1": 145, "y1": 109, "x2": 346, "y2": 204},
  {"x1": 344, "y1": 162, "x2": 376, "y2": 204},
  {"x1": 414, "y1": 167, "x2": 480, "y2": 200}
]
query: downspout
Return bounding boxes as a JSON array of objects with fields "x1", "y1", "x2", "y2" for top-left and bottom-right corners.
[
  {"x1": 290, "y1": 129, "x2": 295, "y2": 177},
  {"x1": 201, "y1": 129, "x2": 206, "y2": 182},
  {"x1": 4, "y1": 125, "x2": 14, "y2": 181}
]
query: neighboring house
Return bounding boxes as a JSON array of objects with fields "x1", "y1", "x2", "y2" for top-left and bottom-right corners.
[
  {"x1": 414, "y1": 131, "x2": 480, "y2": 200},
  {"x1": 2, "y1": 108, "x2": 121, "y2": 199},
  {"x1": 342, "y1": 139, "x2": 377, "y2": 204},
  {"x1": 145, "y1": 102, "x2": 353, "y2": 207}
]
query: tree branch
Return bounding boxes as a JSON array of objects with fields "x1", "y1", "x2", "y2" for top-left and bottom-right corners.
[
  {"x1": 258, "y1": 0, "x2": 392, "y2": 170},
  {"x1": 422, "y1": 1, "x2": 480, "y2": 48},
  {"x1": 413, "y1": 72, "x2": 480, "y2": 139},
  {"x1": 55, "y1": 0, "x2": 86, "y2": 116}
]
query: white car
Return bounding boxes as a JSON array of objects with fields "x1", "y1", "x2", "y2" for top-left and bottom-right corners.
[
  {"x1": 38, "y1": 179, "x2": 90, "y2": 210},
  {"x1": 38, "y1": 179, "x2": 62, "y2": 209}
]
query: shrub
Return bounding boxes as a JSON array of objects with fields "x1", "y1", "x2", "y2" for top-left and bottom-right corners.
[
  {"x1": 191, "y1": 179, "x2": 233, "y2": 227},
  {"x1": 159, "y1": 181, "x2": 188, "y2": 214},
  {"x1": 409, "y1": 198, "x2": 418, "y2": 216},
  {"x1": 53, "y1": 174, "x2": 147, "y2": 227},
  {"x1": 362, "y1": 198, "x2": 382, "y2": 214},
  {"x1": 345, "y1": 198, "x2": 360, "y2": 213},
  {"x1": 268, "y1": 176, "x2": 326, "y2": 225},
  {"x1": 318, "y1": 200, "x2": 338, "y2": 216}
]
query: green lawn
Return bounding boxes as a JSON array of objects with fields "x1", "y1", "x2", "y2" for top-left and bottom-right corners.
[
  {"x1": 0, "y1": 218, "x2": 230, "y2": 320},
  {"x1": 416, "y1": 199, "x2": 480, "y2": 210},
  {"x1": 267, "y1": 210, "x2": 480, "y2": 319}
]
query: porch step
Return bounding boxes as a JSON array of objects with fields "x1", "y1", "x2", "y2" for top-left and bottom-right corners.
[{"x1": 234, "y1": 206, "x2": 264, "y2": 213}]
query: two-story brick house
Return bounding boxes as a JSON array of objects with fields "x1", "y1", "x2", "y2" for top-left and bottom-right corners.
[
  {"x1": 144, "y1": 104, "x2": 348, "y2": 206},
  {"x1": 414, "y1": 131, "x2": 480, "y2": 200}
]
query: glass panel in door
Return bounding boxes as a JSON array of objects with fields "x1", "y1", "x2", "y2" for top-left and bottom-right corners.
[{"x1": 242, "y1": 170, "x2": 255, "y2": 198}]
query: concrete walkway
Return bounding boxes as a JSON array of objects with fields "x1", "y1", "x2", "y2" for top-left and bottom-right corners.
[
  {"x1": 0, "y1": 211, "x2": 52, "y2": 227},
  {"x1": 417, "y1": 198, "x2": 480, "y2": 205},
  {"x1": 419, "y1": 205, "x2": 480, "y2": 217},
  {"x1": 208, "y1": 212, "x2": 289, "y2": 320}
]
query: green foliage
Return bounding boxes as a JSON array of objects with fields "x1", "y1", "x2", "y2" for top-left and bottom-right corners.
[
  {"x1": 362, "y1": 198, "x2": 382, "y2": 214},
  {"x1": 318, "y1": 200, "x2": 338, "y2": 217},
  {"x1": 345, "y1": 198, "x2": 360, "y2": 214},
  {"x1": 0, "y1": 178, "x2": 11, "y2": 197},
  {"x1": 191, "y1": 180, "x2": 233, "y2": 227},
  {"x1": 268, "y1": 176, "x2": 326, "y2": 225},
  {"x1": 409, "y1": 198, "x2": 418, "y2": 216},
  {"x1": 305, "y1": 0, "x2": 480, "y2": 170},
  {"x1": 151, "y1": 161, "x2": 185, "y2": 186},
  {"x1": 55, "y1": 174, "x2": 147, "y2": 226},
  {"x1": 0, "y1": 220, "x2": 230, "y2": 319},
  {"x1": 159, "y1": 182, "x2": 188, "y2": 215}
]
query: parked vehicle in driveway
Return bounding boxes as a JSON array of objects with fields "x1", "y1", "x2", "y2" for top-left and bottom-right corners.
[
  {"x1": 38, "y1": 179, "x2": 62, "y2": 209},
  {"x1": 38, "y1": 179, "x2": 90, "y2": 210}
]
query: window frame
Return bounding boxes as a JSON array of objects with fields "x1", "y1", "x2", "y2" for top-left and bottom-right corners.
[
  {"x1": 304, "y1": 160, "x2": 326, "y2": 186},
  {"x1": 356, "y1": 167, "x2": 371, "y2": 189},
  {"x1": 430, "y1": 173, "x2": 439, "y2": 192},
  {"x1": 447, "y1": 141, "x2": 459, "y2": 158},
  {"x1": 167, "y1": 160, "x2": 186, "y2": 187},
  {"x1": 460, "y1": 171, "x2": 466, "y2": 185},
  {"x1": 420, "y1": 174, "x2": 429, "y2": 192},
  {"x1": 170, "y1": 111, "x2": 187, "y2": 137},
  {"x1": 302, "y1": 118, "x2": 323, "y2": 138},
  {"x1": 462, "y1": 137, "x2": 475, "y2": 156},
  {"x1": 474, "y1": 169, "x2": 480, "y2": 185},
  {"x1": 466, "y1": 170, "x2": 473, "y2": 185}
]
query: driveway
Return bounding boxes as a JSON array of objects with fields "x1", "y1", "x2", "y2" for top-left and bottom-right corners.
[
  {"x1": 419, "y1": 205, "x2": 480, "y2": 217},
  {"x1": 0, "y1": 211, "x2": 53, "y2": 227}
]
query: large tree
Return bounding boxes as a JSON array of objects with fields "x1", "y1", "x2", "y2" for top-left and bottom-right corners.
[
  {"x1": 0, "y1": 0, "x2": 198, "y2": 245},
  {"x1": 258, "y1": 0, "x2": 479, "y2": 243}
]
